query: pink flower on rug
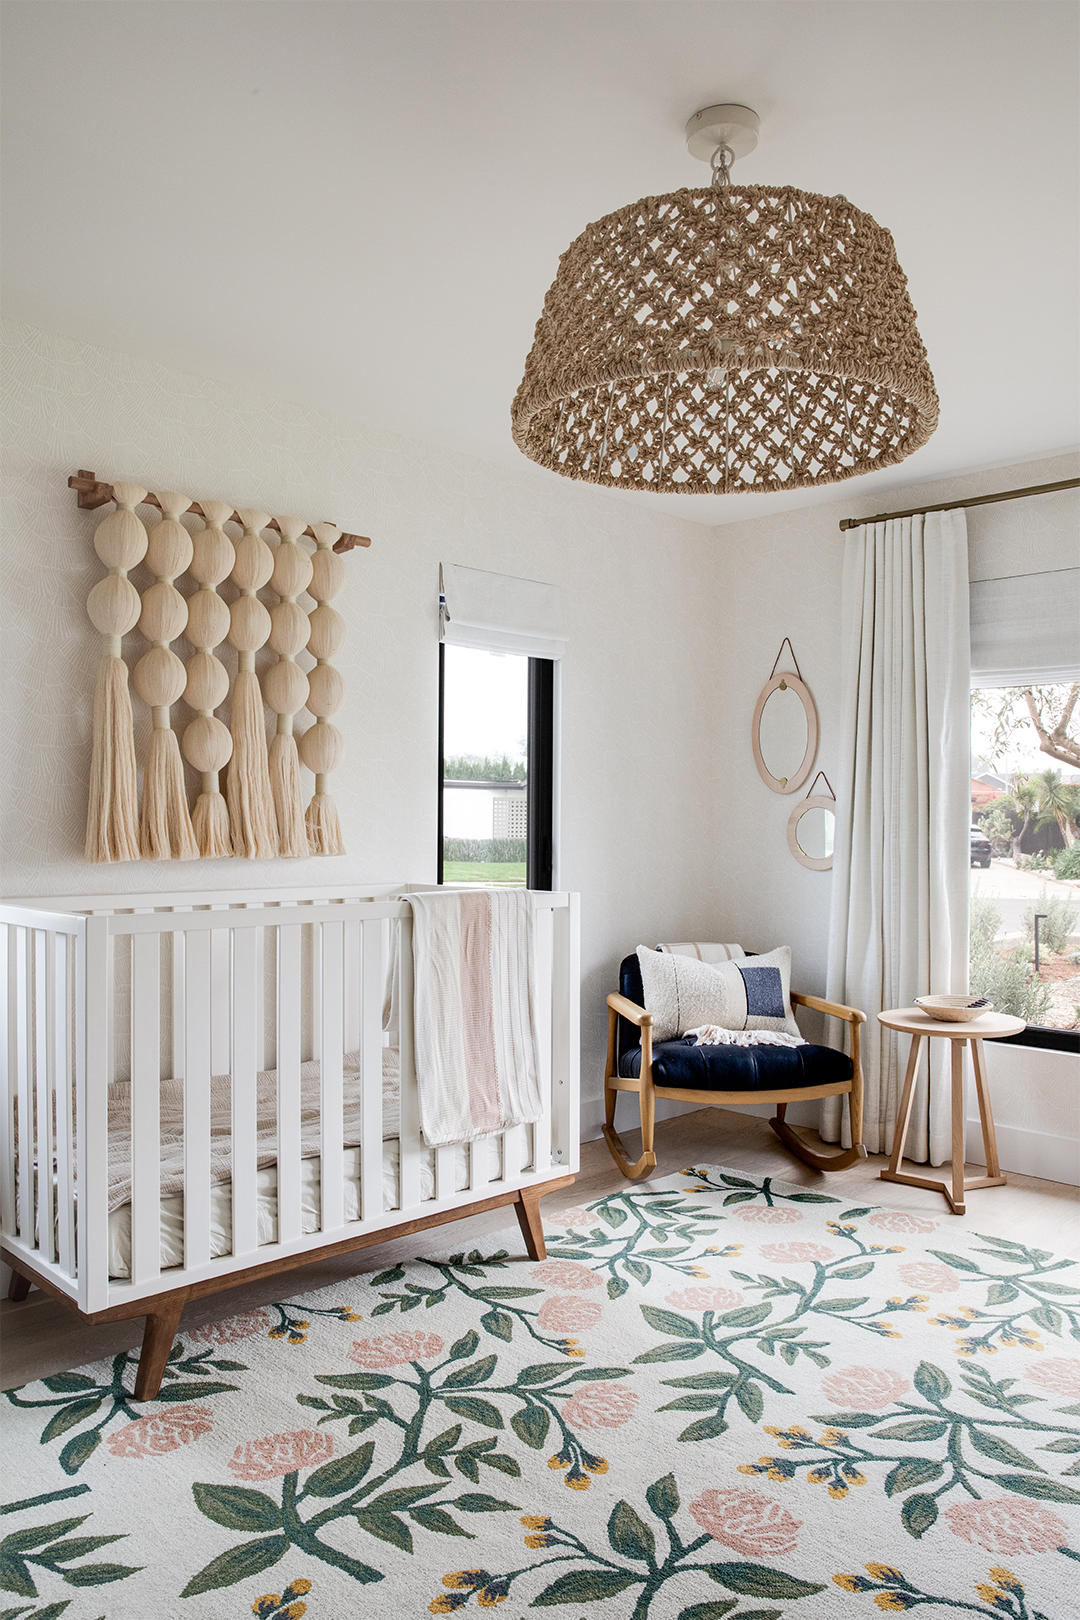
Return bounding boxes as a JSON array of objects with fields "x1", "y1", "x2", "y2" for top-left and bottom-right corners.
[
  {"x1": 538, "y1": 1296, "x2": 603, "y2": 1332},
  {"x1": 689, "y1": 1489, "x2": 802, "y2": 1557},
  {"x1": 348, "y1": 1331, "x2": 446, "y2": 1368},
  {"x1": 760, "y1": 1243, "x2": 836, "y2": 1264},
  {"x1": 868, "y1": 1211, "x2": 937, "y2": 1234},
  {"x1": 1027, "y1": 1357, "x2": 1080, "y2": 1399},
  {"x1": 736, "y1": 1205, "x2": 803, "y2": 1224},
  {"x1": 820, "y1": 1366, "x2": 910, "y2": 1410},
  {"x1": 560, "y1": 1382, "x2": 638, "y2": 1429},
  {"x1": 106, "y1": 1404, "x2": 214, "y2": 1459},
  {"x1": 944, "y1": 1498, "x2": 1068, "y2": 1555},
  {"x1": 555, "y1": 1206, "x2": 596, "y2": 1228},
  {"x1": 187, "y1": 1308, "x2": 275, "y2": 1346},
  {"x1": 664, "y1": 1287, "x2": 745, "y2": 1313},
  {"x1": 228, "y1": 1429, "x2": 333, "y2": 1481},
  {"x1": 898, "y1": 1261, "x2": 961, "y2": 1293},
  {"x1": 532, "y1": 1260, "x2": 603, "y2": 1291}
]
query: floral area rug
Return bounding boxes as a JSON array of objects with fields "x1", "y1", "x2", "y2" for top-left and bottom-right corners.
[{"x1": 4, "y1": 1166, "x2": 1080, "y2": 1620}]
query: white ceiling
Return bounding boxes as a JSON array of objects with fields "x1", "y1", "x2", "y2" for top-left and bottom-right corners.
[{"x1": 3, "y1": 1, "x2": 1077, "y2": 526}]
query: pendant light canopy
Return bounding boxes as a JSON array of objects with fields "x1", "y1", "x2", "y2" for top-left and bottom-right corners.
[{"x1": 512, "y1": 106, "x2": 938, "y2": 495}]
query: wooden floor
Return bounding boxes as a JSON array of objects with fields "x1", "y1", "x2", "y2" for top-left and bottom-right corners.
[{"x1": 3, "y1": 1105, "x2": 1077, "y2": 1391}]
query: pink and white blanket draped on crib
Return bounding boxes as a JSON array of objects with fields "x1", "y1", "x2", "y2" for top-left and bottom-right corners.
[{"x1": 405, "y1": 888, "x2": 543, "y2": 1147}]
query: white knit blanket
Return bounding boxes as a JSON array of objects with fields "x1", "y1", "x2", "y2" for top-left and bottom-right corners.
[
  {"x1": 406, "y1": 889, "x2": 542, "y2": 1147},
  {"x1": 686, "y1": 1025, "x2": 807, "y2": 1048}
]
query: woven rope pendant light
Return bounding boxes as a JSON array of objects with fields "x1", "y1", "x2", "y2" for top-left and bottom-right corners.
[{"x1": 512, "y1": 105, "x2": 938, "y2": 494}]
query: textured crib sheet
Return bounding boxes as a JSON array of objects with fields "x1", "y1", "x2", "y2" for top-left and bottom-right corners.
[{"x1": 107, "y1": 1135, "x2": 505, "y2": 1279}]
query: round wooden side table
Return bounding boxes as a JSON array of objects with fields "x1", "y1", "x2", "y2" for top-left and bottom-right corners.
[{"x1": 877, "y1": 1007, "x2": 1024, "y2": 1215}]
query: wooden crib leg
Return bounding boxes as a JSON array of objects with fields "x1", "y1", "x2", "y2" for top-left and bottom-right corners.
[
  {"x1": 514, "y1": 1186, "x2": 548, "y2": 1262},
  {"x1": 134, "y1": 1290, "x2": 189, "y2": 1401},
  {"x1": 7, "y1": 1267, "x2": 31, "y2": 1302}
]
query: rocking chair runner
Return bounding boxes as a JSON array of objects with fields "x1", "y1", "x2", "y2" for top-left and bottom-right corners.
[{"x1": 603, "y1": 952, "x2": 867, "y2": 1180}]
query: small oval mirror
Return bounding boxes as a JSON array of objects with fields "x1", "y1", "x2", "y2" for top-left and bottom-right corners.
[
  {"x1": 787, "y1": 794, "x2": 836, "y2": 871},
  {"x1": 752, "y1": 672, "x2": 818, "y2": 794}
]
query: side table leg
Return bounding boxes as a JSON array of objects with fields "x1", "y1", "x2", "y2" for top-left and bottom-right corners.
[
  {"x1": 884, "y1": 1034, "x2": 923, "y2": 1176},
  {"x1": 971, "y1": 1039, "x2": 1005, "y2": 1183},
  {"x1": 949, "y1": 1039, "x2": 967, "y2": 1214}
]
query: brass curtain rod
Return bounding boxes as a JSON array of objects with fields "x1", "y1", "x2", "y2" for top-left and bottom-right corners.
[
  {"x1": 68, "y1": 472, "x2": 371, "y2": 554},
  {"x1": 838, "y1": 477, "x2": 1079, "y2": 532}
]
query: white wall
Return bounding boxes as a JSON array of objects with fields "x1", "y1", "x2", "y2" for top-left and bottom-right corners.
[
  {"x1": 705, "y1": 449, "x2": 1079, "y2": 1180},
  {"x1": 1, "y1": 319, "x2": 1076, "y2": 1174},
  {"x1": 0, "y1": 319, "x2": 724, "y2": 1133}
]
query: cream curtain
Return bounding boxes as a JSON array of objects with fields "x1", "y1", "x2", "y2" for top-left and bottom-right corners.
[{"x1": 822, "y1": 510, "x2": 971, "y2": 1165}]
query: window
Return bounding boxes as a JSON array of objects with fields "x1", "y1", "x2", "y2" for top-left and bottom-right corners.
[
  {"x1": 969, "y1": 683, "x2": 1079, "y2": 1041},
  {"x1": 437, "y1": 565, "x2": 563, "y2": 889}
]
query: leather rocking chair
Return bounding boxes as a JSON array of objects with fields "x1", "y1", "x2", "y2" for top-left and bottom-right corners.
[{"x1": 603, "y1": 952, "x2": 868, "y2": 1180}]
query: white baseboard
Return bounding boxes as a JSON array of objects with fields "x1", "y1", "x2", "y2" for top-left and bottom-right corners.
[
  {"x1": 579, "y1": 1094, "x2": 700, "y2": 1146},
  {"x1": 966, "y1": 1118, "x2": 1080, "y2": 1186}
]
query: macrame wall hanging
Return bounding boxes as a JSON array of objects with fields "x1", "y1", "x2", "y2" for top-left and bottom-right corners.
[{"x1": 72, "y1": 472, "x2": 369, "y2": 864}]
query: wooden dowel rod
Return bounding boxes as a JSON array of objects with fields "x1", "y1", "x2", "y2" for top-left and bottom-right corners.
[
  {"x1": 69, "y1": 473, "x2": 371, "y2": 554},
  {"x1": 838, "y1": 477, "x2": 1079, "y2": 532}
]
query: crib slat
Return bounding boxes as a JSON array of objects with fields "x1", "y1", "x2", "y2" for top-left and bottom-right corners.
[
  {"x1": 184, "y1": 930, "x2": 212, "y2": 1271},
  {"x1": 230, "y1": 926, "x2": 259, "y2": 1258},
  {"x1": 359, "y1": 918, "x2": 386, "y2": 1220},
  {"x1": 319, "y1": 922, "x2": 345, "y2": 1232},
  {"x1": 276, "y1": 925, "x2": 302, "y2": 1244},
  {"x1": 130, "y1": 934, "x2": 160, "y2": 1286},
  {"x1": 254, "y1": 919, "x2": 267, "y2": 1072},
  {"x1": 0, "y1": 926, "x2": 15, "y2": 1239},
  {"x1": 39, "y1": 933, "x2": 56, "y2": 1263},
  {"x1": 210, "y1": 907, "x2": 230, "y2": 1075},
  {"x1": 344, "y1": 921, "x2": 361, "y2": 1052},
  {"x1": 80, "y1": 916, "x2": 110, "y2": 1313},
  {"x1": 531, "y1": 903, "x2": 553, "y2": 1177},
  {"x1": 395, "y1": 915, "x2": 421, "y2": 1213},
  {"x1": 15, "y1": 929, "x2": 32, "y2": 1249},
  {"x1": 54, "y1": 933, "x2": 74, "y2": 1278},
  {"x1": 171, "y1": 909, "x2": 188, "y2": 1083},
  {"x1": 549, "y1": 894, "x2": 580, "y2": 1174},
  {"x1": 434, "y1": 1143, "x2": 454, "y2": 1202}
]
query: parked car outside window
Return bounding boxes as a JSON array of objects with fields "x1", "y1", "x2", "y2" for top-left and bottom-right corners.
[{"x1": 970, "y1": 827, "x2": 992, "y2": 868}]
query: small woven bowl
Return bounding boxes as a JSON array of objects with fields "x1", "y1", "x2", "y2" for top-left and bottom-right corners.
[{"x1": 914, "y1": 995, "x2": 990, "y2": 1023}]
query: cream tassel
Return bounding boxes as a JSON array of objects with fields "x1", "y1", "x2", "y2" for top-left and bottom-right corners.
[
  {"x1": 226, "y1": 511, "x2": 278, "y2": 858},
  {"x1": 84, "y1": 481, "x2": 147, "y2": 862},
  {"x1": 86, "y1": 647, "x2": 141, "y2": 864},
  {"x1": 133, "y1": 492, "x2": 198, "y2": 860},
  {"x1": 140, "y1": 714, "x2": 199, "y2": 862},
  {"x1": 300, "y1": 522, "x2": 347, "y2": 855},
  {"x1": 191, "y1": 770, "x2": 233, "y2": 858},
  {"x1": 305, "y1": 771, "x2": 345, "y2": 856},
  {"x1": 269, "y1": 725, "x2": 309, "y2": 856}
]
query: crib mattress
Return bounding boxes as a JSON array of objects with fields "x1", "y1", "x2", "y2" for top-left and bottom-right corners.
[{"x1": 107, "y1": 1135, "x2": 504, "y2": 1279}]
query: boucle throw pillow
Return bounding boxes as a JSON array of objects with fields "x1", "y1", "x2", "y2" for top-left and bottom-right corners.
[{"x1": 635, "y1": 945, "x2": 802, "y2": 1043}]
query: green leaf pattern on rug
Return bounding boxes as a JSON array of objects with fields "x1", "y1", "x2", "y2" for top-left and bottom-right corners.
[{"x1": 5, "y1": 1168, "x2": 1078, "y2": 1616}]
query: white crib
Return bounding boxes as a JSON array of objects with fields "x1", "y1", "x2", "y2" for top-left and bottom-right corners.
[{"x1": 1, "y1": 883, "x2": 580, "y2": 1397}]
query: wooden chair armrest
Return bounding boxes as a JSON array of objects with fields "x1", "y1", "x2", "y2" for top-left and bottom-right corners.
[
  {"x1": 607, "y1": 992, "x2": 653, "y2": 1026},
  {"x1": 791, "y1": 991, "x2": 866, "y2": 1024}
]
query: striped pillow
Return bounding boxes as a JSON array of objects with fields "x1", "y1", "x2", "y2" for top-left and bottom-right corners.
[{"x1": 636, "y1": 945, "x2": 801, "y2": 1043}]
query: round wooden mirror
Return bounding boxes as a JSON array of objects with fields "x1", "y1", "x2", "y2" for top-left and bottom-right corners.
[
  {"x1": 787, "y1": 793, "x2": 836, "y2": 871},
  {"x1": 752, "y1": 671, "x2": 818, "y2": 794}
]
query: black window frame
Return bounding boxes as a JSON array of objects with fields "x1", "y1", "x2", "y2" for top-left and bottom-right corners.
[{"x1": 437, "y1": 644, "x2": 555, "y2": 891}]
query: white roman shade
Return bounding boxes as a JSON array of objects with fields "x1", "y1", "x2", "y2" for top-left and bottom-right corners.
[
  {"x1": 441, "y1": 563, "x2": 567, "y2": 659},
  {"x1": 969, "y1": 569, "x2": 1080, "y2": 688}
]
